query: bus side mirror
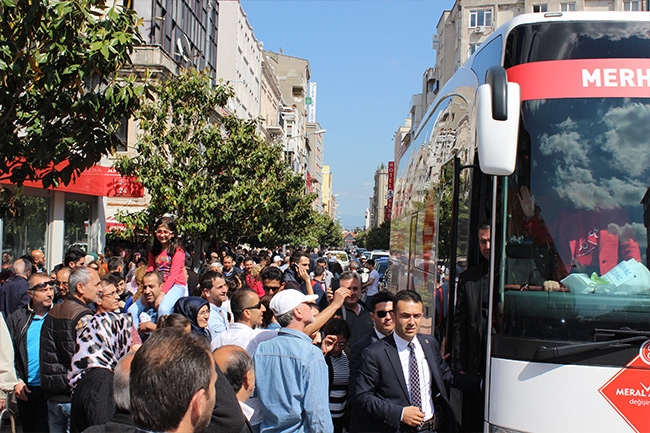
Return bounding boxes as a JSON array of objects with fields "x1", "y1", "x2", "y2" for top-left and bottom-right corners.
[{"x1": 476, "y1": 66, "x2": 520, "y2": 176}]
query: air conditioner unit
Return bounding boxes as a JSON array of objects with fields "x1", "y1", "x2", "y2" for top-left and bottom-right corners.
[{"x1": 475, "y1": 26, "x2": 485, "y2": 34}]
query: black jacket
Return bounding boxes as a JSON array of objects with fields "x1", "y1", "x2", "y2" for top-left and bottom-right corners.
[
  {"x1": 6, "y1": 302, "x2": 48, "y2": 383},
  {"x1": 0, "y1": 275, "x2": 29, "y2": 318},
  {"x1": 40, "y1": 297, "x2": 92, "y2": 401},
  {"x1": 452, "y1": 260, "x2": 490, "y2": 375},
  {"x1": 351, "y1": 333, "x2": 480, "y2": 433}
]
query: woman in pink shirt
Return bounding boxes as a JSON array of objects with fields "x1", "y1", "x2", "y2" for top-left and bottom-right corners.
[{"x1": 147, "y1": 216, "x2": 188, "y2": 315}]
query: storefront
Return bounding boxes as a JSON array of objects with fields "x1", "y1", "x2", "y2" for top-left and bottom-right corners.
[{"x1": 0, "y1": 165, "x2": 143, "y2": 272}]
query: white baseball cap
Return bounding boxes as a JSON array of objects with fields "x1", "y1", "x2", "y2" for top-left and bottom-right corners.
[
  {"x1": 273, "y1": 255, "x2": 283, "y2": 263},
  {"x1": 270, "y1": 289, "x2": 318, "y2": 316}
]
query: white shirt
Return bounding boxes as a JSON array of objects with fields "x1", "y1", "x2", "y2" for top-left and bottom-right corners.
[
  {"x1": 211, "y1": 322, "x2": 269, "y2": 352},
  {"x1": 394, "y1": 333, "x2": 434, "y2": 421},
  {"x1": 374, "y1": 327, "x2": 389, "y2": 340},
  {"x1": 239, "y1": 400, "x2": 255, "y2": 421}
]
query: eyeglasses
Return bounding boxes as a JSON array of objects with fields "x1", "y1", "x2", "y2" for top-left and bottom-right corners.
[
  {"x1": 263, "y1": 285, "x2": 281, "y2": 293},
  {"x1": 243, "y1": 301, "x2": 263, "y2": 311},
  {"x1": 30, "y1": 280, "x2": 56, "y2": 291},
  {"x1": 102, "y1": 290, "x2": 119, "y2": 298},
  {"x1": 335, "y1": 341, "x2": 348, "y2": 347},
  {"x1": 375, "y1": 309, "x2": 393, "y2": 318}
]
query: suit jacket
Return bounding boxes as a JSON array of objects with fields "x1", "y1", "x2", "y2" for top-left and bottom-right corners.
[
  {"x1": 351, "y1": 333, "x2": 475, "y2": 433},
  {"x1": 204, "y1": 364, "x2": 249, "y2": 433},
  {"x1": 349, "y1": 330, "x2": 381, "y2": 380},
  {"x1": 452, "y1": 260, "x2": 489, "y2": 375}
]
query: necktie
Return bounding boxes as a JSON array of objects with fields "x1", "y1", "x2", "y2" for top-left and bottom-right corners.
[{"x1": 408, "y1": 341, "x2": 422, "y2": 409}]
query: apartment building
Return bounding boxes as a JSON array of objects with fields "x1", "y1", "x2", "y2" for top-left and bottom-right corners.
[
  {"x1": 264, "y1": 52, "x2": 311, "y2": 174},
  {"x1": 216, "y1": 0, "x2": 263, "y2": 119},
  {"x1": 409, "y1": 0, "x2": 648, "y2": 131},
  {"x1": 369, "y1": 164, "x2": 389, "y2": 229}
]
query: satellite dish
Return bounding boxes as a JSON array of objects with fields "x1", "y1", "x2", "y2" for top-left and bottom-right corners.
[{"x1": 176, "y1": 34, "x2": 192, "y2": 61}]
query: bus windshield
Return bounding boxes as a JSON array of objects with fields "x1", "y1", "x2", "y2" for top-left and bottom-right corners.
[{"x1": 500, "y1": 96, "x2": 650, "y2": 353}]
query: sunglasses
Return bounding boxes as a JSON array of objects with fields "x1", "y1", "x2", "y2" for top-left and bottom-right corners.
[
  {"x1": 243, "y1": 301, "x2": 263, "y2": 311},
  {"x1": 31, "y1": 280, "x2": 56, "y2": 291},
  {"x1": 375, "y1": 309, "x2": 393, "y2": 318}
]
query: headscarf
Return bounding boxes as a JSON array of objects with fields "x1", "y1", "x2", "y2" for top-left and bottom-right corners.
[
  {"x1": 173, "y1": 296, "x2": 211, "y2": 341},
  {"x1": 68, "y1": 312, "x2": 133, "y2": 389}
]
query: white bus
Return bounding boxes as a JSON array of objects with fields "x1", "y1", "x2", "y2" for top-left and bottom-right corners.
[{"x1": 389, "y1": 12, "x2": 650, "y2": 433}]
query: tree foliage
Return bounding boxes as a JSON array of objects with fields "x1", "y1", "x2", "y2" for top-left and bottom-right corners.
[
  {"x1": 303, "y1": 212, "x2": 343, "y2": 248},
  {"x1": 359, "y1": 220, "x2": 391, "y2": 251},
  {"x1": 114, "y1": 69, "x2": 315, "y2": 246},
  {"x1": 0, "y1": 0, "x2": 144, "y2": 189}
]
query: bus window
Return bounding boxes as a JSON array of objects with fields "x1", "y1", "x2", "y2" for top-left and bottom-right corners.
[{"x1": 498, "y1": 96, "x2": 650, "y2": 346}]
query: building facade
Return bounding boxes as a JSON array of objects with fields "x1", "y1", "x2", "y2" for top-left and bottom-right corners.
[
  {"x1": 368, "y1": 164, "x2": 389, "y2": 229},
  {"x1": 216, "y1": 0, "x2": 264, "y2": 119},
  {"x1": 322, "y1": 165, "x2": 333, "y2": 217},
  {"x1": 265, "y1": 52, "x2": 313, "y2": 177}
]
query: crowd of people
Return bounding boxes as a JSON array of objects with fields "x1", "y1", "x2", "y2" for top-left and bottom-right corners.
[{"x1": 0, "y1": 215, "x2": 483, "y2": 433}]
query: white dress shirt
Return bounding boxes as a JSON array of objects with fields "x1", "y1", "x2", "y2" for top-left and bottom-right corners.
[
  {"x1": 211, "y1": 322, "x2": 270, "y2": 352},
  {"x1": 394, "y1": 333, "x2": 434, "y2": 421}
]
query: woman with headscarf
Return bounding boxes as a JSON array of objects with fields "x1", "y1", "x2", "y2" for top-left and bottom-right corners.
[
  {"x1": 68, "y1": 311, "x2": 133, "y2": 433},
  {"x1": 172, "y1": 296, "x2": 211, "y2": 342}
]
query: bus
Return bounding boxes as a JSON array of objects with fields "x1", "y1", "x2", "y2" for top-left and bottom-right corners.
[{"x1": 389, "y1": 12, "x2": 650, "y2": 433}]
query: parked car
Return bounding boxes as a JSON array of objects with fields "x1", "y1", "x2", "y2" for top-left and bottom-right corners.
[
  {"x1": 375, "y1": 257, "x2": 390, "y2": 290},
  {"x1": 326, "y1": 250, "x2": 350, "y2": 271},
  {"x1": 369, "y1": 250, "x2": 390, "y2": 260}
]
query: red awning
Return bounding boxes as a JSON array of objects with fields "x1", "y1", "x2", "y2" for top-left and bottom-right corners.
[{"x1": 0, "y1": 164, "x2": 144, "y2": 198}]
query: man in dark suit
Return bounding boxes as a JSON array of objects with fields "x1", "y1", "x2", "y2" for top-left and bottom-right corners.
[
  {"x1": 352, "y1": 290, "x2": 479, "y2": 433},
  {"x1": 452, "y1": 222, "x2": 491, "y2": 432},
  {"x1": 349, "y1": 290, "x2": 396, "y2": 383}
]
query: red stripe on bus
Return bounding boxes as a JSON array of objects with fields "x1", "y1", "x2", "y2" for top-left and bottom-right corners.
[{"x1": 506, "y1": 59, "x2": 650, "y2": 101}]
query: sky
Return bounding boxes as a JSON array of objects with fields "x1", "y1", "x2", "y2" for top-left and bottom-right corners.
[{"x1": 241, "y1": 0, "x2": 456, "y2": 230}]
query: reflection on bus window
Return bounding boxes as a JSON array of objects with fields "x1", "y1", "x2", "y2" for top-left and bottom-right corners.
[{"x1": 500, "y1": 97, "x2": 650, "y2": 341}]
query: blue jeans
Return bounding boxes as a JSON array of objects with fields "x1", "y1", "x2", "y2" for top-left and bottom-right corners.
[
  {"x1": 47, "y1": 400, "x2": 70, "y2": 433},
  {"x1": 158, "y1": 284, "x2": 188, "y2": 316}
]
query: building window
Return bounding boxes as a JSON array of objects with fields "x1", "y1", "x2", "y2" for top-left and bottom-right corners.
[
  {"x1": 533, "y1": 4, "x2": 548, "y2": 12},
  {"x1": 115, "y1": 117, "x2": 128, "y2": 152},
  {"x1": 65, "y1": 200, "x2": 92, "y2": 253},
  {"x1": 469, "y1": 43, "x2": 481, "y2": 56},
  {"x1": 469, "y1": 9, "x2": 492, "y2": 28},
  {"x1": 2, "y1": 196, "x2": 49, "y2": 261},
  {"x1": 561, "y1": 2, "x2": 576, "y2": 11},
  {"x1": 623, "y1": 1, "x2": 641, "y2": 11}
]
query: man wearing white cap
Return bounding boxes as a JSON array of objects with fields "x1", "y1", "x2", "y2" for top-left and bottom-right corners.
[{"x1": 253, "y1": 289, "x2": 333, "y2": 433}]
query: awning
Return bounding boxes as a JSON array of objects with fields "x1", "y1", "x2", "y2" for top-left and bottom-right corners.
[{"x1": 0, "y1": 164, "x2": 144, "y2": 198}]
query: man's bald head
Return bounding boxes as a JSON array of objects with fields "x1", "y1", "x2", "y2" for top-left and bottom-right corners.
[{"x1": 213, "y1": 345, "x2": 254, "y2": 398}]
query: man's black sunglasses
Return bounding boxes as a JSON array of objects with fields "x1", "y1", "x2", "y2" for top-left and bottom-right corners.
[
  {"x1": 31, "y1": 280, "x2": 56, "y2": 291},
  {"x1": 243, "y1": 301, "x2": 263, "y2": 311},
  {"x1": 375, "y1": 309, "x2": 393, "y2": 318}
]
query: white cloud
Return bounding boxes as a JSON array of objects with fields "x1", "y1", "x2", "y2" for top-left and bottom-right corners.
[{"x1": 601, "y1": 102, "x2": 650, "y2": 177}]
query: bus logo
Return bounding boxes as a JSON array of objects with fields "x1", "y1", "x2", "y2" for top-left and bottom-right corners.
[
  {"x1": 640, "y1": 340, "x2": 650, "y2": 366},
  {"x1": 599, "y1": 340, "x2": 650, "y2": 433}
]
